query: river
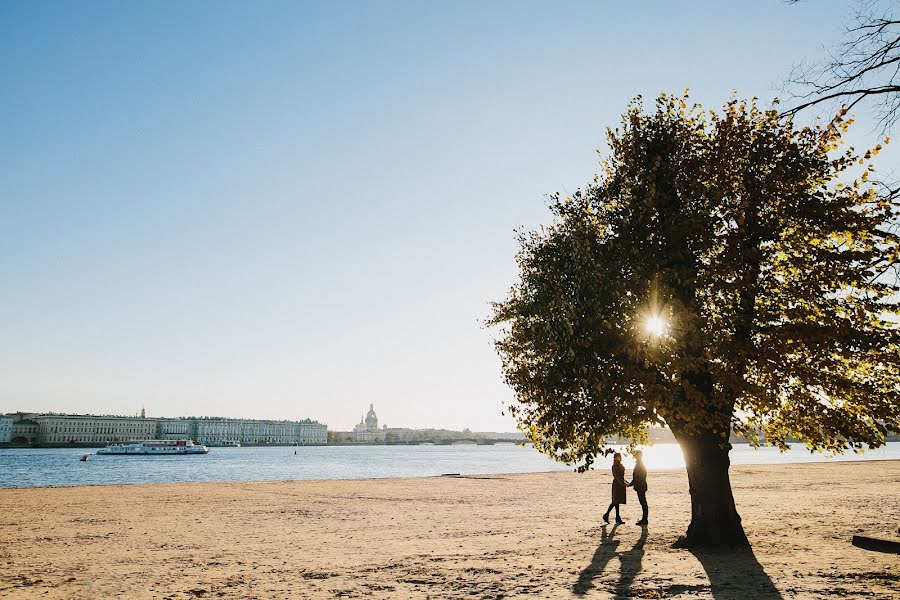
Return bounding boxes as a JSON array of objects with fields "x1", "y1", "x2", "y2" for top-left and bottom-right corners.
[{"x1": 1, "y1": 442, "x2": 898, "y2": 488}]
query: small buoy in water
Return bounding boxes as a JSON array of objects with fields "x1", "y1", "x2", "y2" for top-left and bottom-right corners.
[
  {"x1": 294, "y1": 450, "x2": 297, "y2": 455},
  {"x1": 80, "y1": 454, "x2": 88, "y2": 462}
]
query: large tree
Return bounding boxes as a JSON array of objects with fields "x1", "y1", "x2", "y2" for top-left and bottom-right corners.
[{"x1": 490, "y1": 94, "x2": 900, "y2": 547}]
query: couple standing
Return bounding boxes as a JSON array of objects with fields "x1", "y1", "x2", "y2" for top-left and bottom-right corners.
[{"x1": 601, "y1": 450, "x2": 648, "y2": 526}]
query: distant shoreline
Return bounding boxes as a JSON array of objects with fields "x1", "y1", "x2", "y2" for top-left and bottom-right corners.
[{"x1": 3, "y1": 437, "x2": 899, "y2": 448}]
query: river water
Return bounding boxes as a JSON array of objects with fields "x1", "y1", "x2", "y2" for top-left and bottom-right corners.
[{"x1": 1, "y1": 442, "x2": 898, "y2": 489}]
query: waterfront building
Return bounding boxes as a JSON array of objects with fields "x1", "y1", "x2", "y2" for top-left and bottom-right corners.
[
  {"x1": 194, "y1": 418, "x2": 244, "y2": 444},
  {"x1": 32, "y1": 414, "x2": 156, "y2": 445},
  {"x1": 331, "y1": 418, "x2": 528, "y2": 444},
  {"x1": 158, "y1": 417, "x2": 327, "y2": 446},
  {"x1": 295, "y1": 419, "x2": 327, "y2": 445},
  {"x1": 11, "y1": 419, "x2": 40, "y2": 444},
  {"x1": 157, "y1": 418, "x2": 192, "y2": 439},
  {"x1": 0, "y1": 415, "x2": 13, "y2": 443},
  {"x1": 2, "y1": 412, "x2": 326, "y2": 447},
  {"x1": 353, "y1": 404, "x2": 385, "y2": 443},
  {"x1": 239, "y1": 417, "x2": 324, "y2": 445}
]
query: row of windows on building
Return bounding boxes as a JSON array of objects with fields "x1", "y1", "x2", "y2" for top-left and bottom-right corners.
[
  {"x1": 2, "y1": 415, "x2": 327, "y2": 446},
  {"x1": 45, "y1": 434, "x2": 154, "y2": 443},
  {"x1": 48, "y1": 426, "x2": 154, "y2": 434}
]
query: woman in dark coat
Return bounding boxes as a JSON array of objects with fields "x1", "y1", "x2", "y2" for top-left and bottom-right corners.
[{"x1": 602, "y1": 452, "x2": 627, "y2": 524}]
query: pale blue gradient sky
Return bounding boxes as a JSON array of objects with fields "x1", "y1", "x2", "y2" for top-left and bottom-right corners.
[{"x1": 0, "y1": 1, "x2": 885, "y2": 430}]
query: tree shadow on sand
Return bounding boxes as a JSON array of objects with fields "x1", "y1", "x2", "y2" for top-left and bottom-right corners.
[
  {"x1": 573, "y1": 526, "x2": 781, "y2": 600},
  {"x1": 689, "y1": 547, "x2": 782, "y2": 600},
  {"x1": 573, "y1": 524, "x2": 647, "y2": 596}
]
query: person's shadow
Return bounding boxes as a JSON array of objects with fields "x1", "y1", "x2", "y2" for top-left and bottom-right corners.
[
  {"x1": 617, "y1": 526, "x2": 647, "y2": 595},
  {"x1": 572, "y1": 524, "x2": 647, "y2": 596},
  {"x1": 690, "y1": 547, "x2": 782, "y2": 600},
  {"x1": 573, "y1": 528, "x2": 779, "y2": 599}
]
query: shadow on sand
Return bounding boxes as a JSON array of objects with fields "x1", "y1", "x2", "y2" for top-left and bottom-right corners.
[
  {"x1": 689, "y1": 547, "x2": 782, "y2": 600},
  {"x1": 573, "y1": 524, "x2": 647, "y2": 596},
  {"x1": 573, "y1": 526, "x2": 781, "y2": 600}
]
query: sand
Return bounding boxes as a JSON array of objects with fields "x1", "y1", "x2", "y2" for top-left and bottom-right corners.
[{"x1": 1, "y1": 461, "x2": 898, "y2": 599}]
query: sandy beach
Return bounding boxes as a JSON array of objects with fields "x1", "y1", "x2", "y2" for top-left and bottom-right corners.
[{"x1": 1, "y1": 460, "x2": 898, "y2": 599}]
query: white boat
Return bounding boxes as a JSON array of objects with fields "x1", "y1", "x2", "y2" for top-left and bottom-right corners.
[
  {"x1": 204, "y1": 440, "x2": 241, "y2": 447},
  {"x1": 96, "y1": 440, "x2": 209, "y2": 455}
]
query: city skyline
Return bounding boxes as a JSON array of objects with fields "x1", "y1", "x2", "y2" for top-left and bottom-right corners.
[
  {"x1": 2, "y1": 1, "x2": 894, "y2": 432},
  {"x1": 2, "y1": 402, "x2": 520, "y2": 434}
]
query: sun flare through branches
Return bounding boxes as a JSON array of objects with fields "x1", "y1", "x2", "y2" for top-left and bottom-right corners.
[{"x1": 644, "y1": 315, "x2": 667, "y2": 338}]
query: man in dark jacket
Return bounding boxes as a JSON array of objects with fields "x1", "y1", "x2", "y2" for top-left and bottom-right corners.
[{"x1": 629, "y1": 450, "x2": 649, "y2": 525}]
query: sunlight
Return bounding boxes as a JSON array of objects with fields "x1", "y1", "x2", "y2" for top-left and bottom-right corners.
[
  {"x1": 596, "y1": 444, "x2": 686, "y2": 470},
  {"x1": 645, "y1": 315, "x2": 667, "y2": 337}
]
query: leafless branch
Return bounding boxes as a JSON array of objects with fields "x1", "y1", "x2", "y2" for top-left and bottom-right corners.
[{"x1": 781, "y1": 0, "x2": 900, "y2": 133}]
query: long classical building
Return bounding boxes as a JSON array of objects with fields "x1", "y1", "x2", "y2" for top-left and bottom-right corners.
[
  {"x1": 33, "y1": 413, "x2": 156, "y2": 445},
  {"x1": 158, "y1": 417, "x2": 326, "y2": 445},
  {"x1": 1, "y1": 411, "x2": 327, "y2": 447}
]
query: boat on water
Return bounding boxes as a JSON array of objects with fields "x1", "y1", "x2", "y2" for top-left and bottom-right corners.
[
  {"x1": 203, "y1": 440, "x2": 241, "y2": 447},
  {"x1": 96, "y1": 440, "x2": 209, "y2": 455}
]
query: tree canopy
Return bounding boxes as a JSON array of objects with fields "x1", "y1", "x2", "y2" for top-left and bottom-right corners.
[{"x1": 490, "y1": 93, "x2": 900, "y2": 474}]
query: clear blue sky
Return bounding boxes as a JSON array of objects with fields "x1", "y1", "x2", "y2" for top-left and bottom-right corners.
[{"x1": 0, "y1": 0, "x2": 879, "y2": 431}]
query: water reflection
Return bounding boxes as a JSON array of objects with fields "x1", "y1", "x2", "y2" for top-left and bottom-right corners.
[{"x1": 595, "y1": 441, "x2": 899, "y2": 471}]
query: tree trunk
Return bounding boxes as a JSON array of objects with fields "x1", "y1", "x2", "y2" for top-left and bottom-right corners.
[{"x1": 672, "y1": 429, "x2": 749, "y2": 548}]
